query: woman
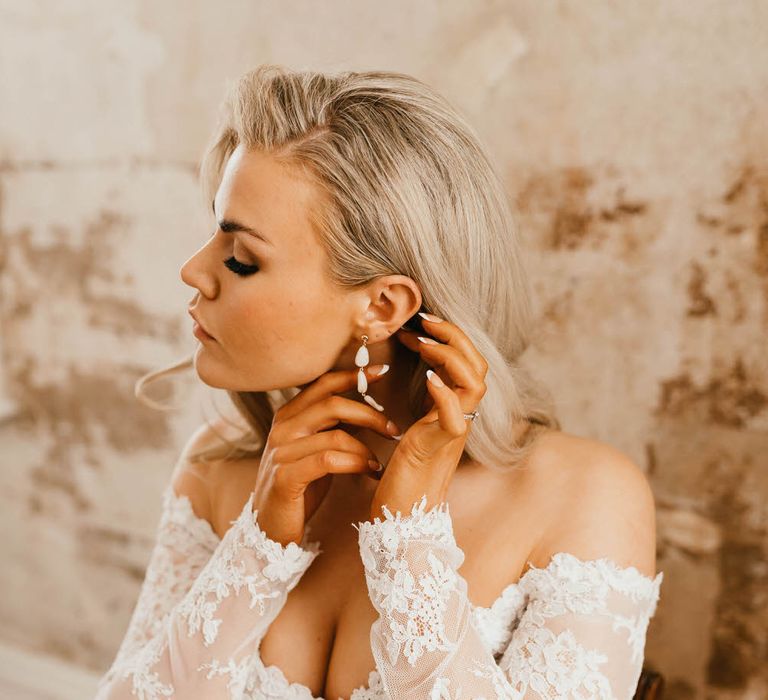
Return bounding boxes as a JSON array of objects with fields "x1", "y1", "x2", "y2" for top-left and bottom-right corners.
[{"x1": 95, "y1": 64, "x2": 663, "y2": 699}]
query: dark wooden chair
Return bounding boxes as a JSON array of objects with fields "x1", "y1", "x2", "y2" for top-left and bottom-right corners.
[{"x1": 633, "y1": 668, "x2": 664, "y2": 700}]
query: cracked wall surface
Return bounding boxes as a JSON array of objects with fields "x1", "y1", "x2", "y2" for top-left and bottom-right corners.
[{"x1": 1, "y1": 2, "x2": 767, "y2": 697}]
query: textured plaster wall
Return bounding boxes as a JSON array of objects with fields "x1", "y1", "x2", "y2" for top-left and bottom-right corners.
[{"x1": 1, "y1": 2, "x2": 767, "y2": 697}]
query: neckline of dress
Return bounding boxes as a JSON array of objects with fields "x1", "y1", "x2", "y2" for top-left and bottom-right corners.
[
  {"x1": 163, "y1": 486, "x2": 531, "y2": 611},
  {"x1": 163, "y1": 484, "x2": 663, "y2": 700},
  {"x1": 163, "y1": 484, "x2": 662, "y2": 611}
]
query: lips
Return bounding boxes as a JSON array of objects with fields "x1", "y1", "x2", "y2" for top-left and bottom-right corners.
[{"x1": 188, "y1": 308, "x2": 214, "y2": 339}]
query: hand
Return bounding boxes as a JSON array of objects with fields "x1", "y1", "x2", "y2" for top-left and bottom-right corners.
[
  {"x1": 368, "y1": 315, "x2": 488, "y2": 520},
  {"x1": 251, "y1": 364, "x2": 401, "y2": 546}
]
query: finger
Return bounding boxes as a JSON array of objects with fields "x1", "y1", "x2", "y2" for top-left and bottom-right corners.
[
  {"x1": 411, "y1": 315, "x2": 488, "y2": 377},
  {"x1": 424, "y1": 369, "x2": 467, "y2": 438},
  {"x1": 274, "y1": 451, "x2": 382, "y2": 497},
  {"x1": 397, "y1": 330, "x2": 484, "y2": 402},
  {"x1": 280, "y1": 394, "x2": 401, "y2": 441},
  {"x1": 276, "y1": 364, "x2": 391, "y2": 421},
  {"x1": 273, "y1": 428, "x2": 379, "y2": 465}
]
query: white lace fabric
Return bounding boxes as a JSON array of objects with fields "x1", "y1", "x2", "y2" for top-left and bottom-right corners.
[
  {"x1": 95, "y1": 486, "x2": 321, "y2": 699},
  {"x1": 96, "y1": 484, "x2": 663, "y2": 700},
  {"x1": 99, "y1": 485, "x2": 220, "y2": 687},
  {"x1": 355, "y1": 496, "x2": 663, "y2": 700}
]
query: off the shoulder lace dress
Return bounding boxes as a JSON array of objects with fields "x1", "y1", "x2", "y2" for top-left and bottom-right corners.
[{"x1": 95, "y1": 478, "x2": 663, "y2": 700}]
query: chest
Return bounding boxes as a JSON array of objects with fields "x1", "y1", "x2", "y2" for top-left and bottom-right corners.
[{"x1": 257, "y1": 478, "x2": 545, "y2": 700}]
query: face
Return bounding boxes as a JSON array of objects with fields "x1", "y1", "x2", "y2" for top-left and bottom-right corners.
[{"x1": 180, "y1": 145, "x2": 366, "y2": 392}]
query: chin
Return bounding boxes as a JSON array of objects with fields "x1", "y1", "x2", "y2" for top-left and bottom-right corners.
[
  {"x1": 191, "y1": 353, "x2": 277, "y2": 393},
  {"x1": 192, "y1": 348, "x2": 236, "y2": 390},
  {"x1": 193, "y1": 346, "x2": 326, "y2": 393}
]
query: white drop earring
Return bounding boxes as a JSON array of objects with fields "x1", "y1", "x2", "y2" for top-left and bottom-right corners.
[{"x1": 355, "y1": 334, "x2": 385, "y2": 412}]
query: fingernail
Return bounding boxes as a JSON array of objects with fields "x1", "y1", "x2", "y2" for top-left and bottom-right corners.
[
  {"x1": 368, "y1": 459, "x2": 383, "y2": 472},
  {"x1": 368, "y1": 364, "x2": 390, "y2": 376},
  {"x1": 385, "y1": 420, "x2": 400, "y2": 436},
  {"x1": 427, "y1": 369, "x2": 444, "y2": 387},
  {"x1": 418, "y1": 312, "x2": 444, "y2": 323},
  {"x1": 417, "y1": 336, "x2": 439, "y2": 345}
]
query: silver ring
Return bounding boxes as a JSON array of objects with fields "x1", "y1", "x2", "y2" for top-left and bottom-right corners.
[{"x1": 463, "y1": 410, "x2": 480, "y2": 421}]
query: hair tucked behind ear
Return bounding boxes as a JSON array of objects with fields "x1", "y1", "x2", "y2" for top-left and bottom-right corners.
[{"x1": 136, "y1": 63, "x2": 560, "y2": 471}]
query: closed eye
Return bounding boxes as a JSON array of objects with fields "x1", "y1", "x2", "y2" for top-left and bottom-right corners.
[{"x1": 223, "y1": 256, "x2": 260, "y2": 277}]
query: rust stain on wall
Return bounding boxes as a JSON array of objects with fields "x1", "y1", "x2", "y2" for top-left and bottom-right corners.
[
  {"x1": 8, "y1": 211, "x2": 182, "y2": 341},
  {"x1": 1, "y1": 209, "x2": 181, "y2": 512},
  {"x1": 79, "y1": 524, "x2": 147, "y2": 583},
  {"x1": 515, "y1": 167, "x2": 651, "y2": 256},
  {"x1": 696, "y1": 164, "x2": 768, "y2": 279},
  {"x1": 644, "y1": 441, "x2": 657, "y2": 477},
  {"x1": 540, "y1": 287, "x2": 575, "y2": 324},
  {"x1": 655, "y1": 359, "x2": 768, "y2": 429},
  {"x1": 703, "y1": 456, "x2": 768, "y2": 689},
  {"x1": 722, "y1": 270, "x2": 747, "y2": 323},
  {"x1": 758, "y1": 216, "x2": 768, "y2": 278},
  {"x1": 550, "y1": 168, "x2": 595, "y2": 250},
  {"x1": 15, "y1": 360, "x2": 174, "y2": 450},
  {"x1": 650, "y1": 417, "x2": 768, "y2": 694},
  {"x1": 15, "y1": 357, "x2": 175, "y2": 511},
  {"x1": 686, "y1": 261, "x2": 717, "y2": 317},
  {"x1": 664, "y1": 678, "x2": 697, "y2": 699}
]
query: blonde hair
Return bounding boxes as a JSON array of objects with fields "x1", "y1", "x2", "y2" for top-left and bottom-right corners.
[{"x1": 136, "y1": 64, "x2": 560, "y2": 471}]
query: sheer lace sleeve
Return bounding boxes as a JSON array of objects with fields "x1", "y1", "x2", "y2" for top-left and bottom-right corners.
[
  {"x1": 355, "y1": 495, "x2": 663, "y2": 700},
  {"x1": 95, "y1": 491, "x2": 321, "y2": 700},
  {"x1": 97, "y1": 484, "x2": 223, "y2": 691}
]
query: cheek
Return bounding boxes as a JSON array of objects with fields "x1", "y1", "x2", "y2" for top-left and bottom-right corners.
[
  {"x1": 199, "y1": 275, "x2": 352, "y2": 391},
  {"x1": 224, "y1": 278, "x2": 327, "y2": 347}
]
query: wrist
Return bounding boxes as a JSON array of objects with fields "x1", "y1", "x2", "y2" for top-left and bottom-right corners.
[{"x1": 369, "y1": 491, "x2": 447, "y2": 522}]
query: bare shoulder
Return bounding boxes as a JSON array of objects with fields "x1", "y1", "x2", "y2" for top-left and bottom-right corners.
[
  {"x1": 523, "y1": 429, "x2": 658, "y2": 579},
  {"x1": 168, "y1": 421, "x2": 220, "y2": 526},
  {"x1": 170, "y1": 416, "x2": 263, "y2": 539}
]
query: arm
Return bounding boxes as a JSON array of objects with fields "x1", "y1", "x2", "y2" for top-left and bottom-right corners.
[
  {"x1": 97, "y1": 442, "x2": 222, "y2": 693},
  {"x1": 354, "y1": 460, "x2": 663, "y2": 700},
  {"x1": 97, "y1": 479, "x2": 220, "y2": 690},
  {"x1": 96, "y1": 488, "x2": 321, "y2": 699}
]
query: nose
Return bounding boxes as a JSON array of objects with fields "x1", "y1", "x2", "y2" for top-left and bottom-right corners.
[{"x1": 180, "y1": 239, "x2": 219, "y2": 300}]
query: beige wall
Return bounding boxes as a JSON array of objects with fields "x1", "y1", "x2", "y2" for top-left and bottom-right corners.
[{"x1": 1, "y1": 2, "x2": 767, "y2": 698}]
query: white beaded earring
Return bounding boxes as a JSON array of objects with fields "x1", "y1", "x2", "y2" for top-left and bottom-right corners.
[{"x1": 355, "y1": 334, "x2": 384, "y2": 412}]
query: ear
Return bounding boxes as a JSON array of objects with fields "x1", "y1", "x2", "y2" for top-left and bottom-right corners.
[{"x1": 359, "y1": 274, "x2": 423, "y2": 340}]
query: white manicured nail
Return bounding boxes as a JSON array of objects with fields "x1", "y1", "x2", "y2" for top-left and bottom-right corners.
[
  {"x1": 417, "y1": 336, "x2": 439, "y2": 345},
  {"x1": 427, "y1": 369, "x2": 444, "y2": 387}
]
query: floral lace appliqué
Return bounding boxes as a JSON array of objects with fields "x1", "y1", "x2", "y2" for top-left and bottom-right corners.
[
  {"x1": 175, "y1": 491, "x2": 320, "y2": 646},
  {"x1": 355, "y1": 495, "x2": 462, "y2": 666},
  {"x1": 99, "y1": 480, "x2": 664, "y2": 700}
]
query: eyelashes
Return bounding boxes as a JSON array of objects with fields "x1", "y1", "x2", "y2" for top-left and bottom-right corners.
[
  {"x1": 208, "y1": 227, "x2": 260, "y2": 276},
  {"x1": 223, "y1": 256, "x2": 260, "y2": 277}
]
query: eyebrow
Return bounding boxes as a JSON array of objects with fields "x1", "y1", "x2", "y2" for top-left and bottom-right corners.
[{"x1": 212, "y1": 199, "x2": 274, "y2": 247}]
